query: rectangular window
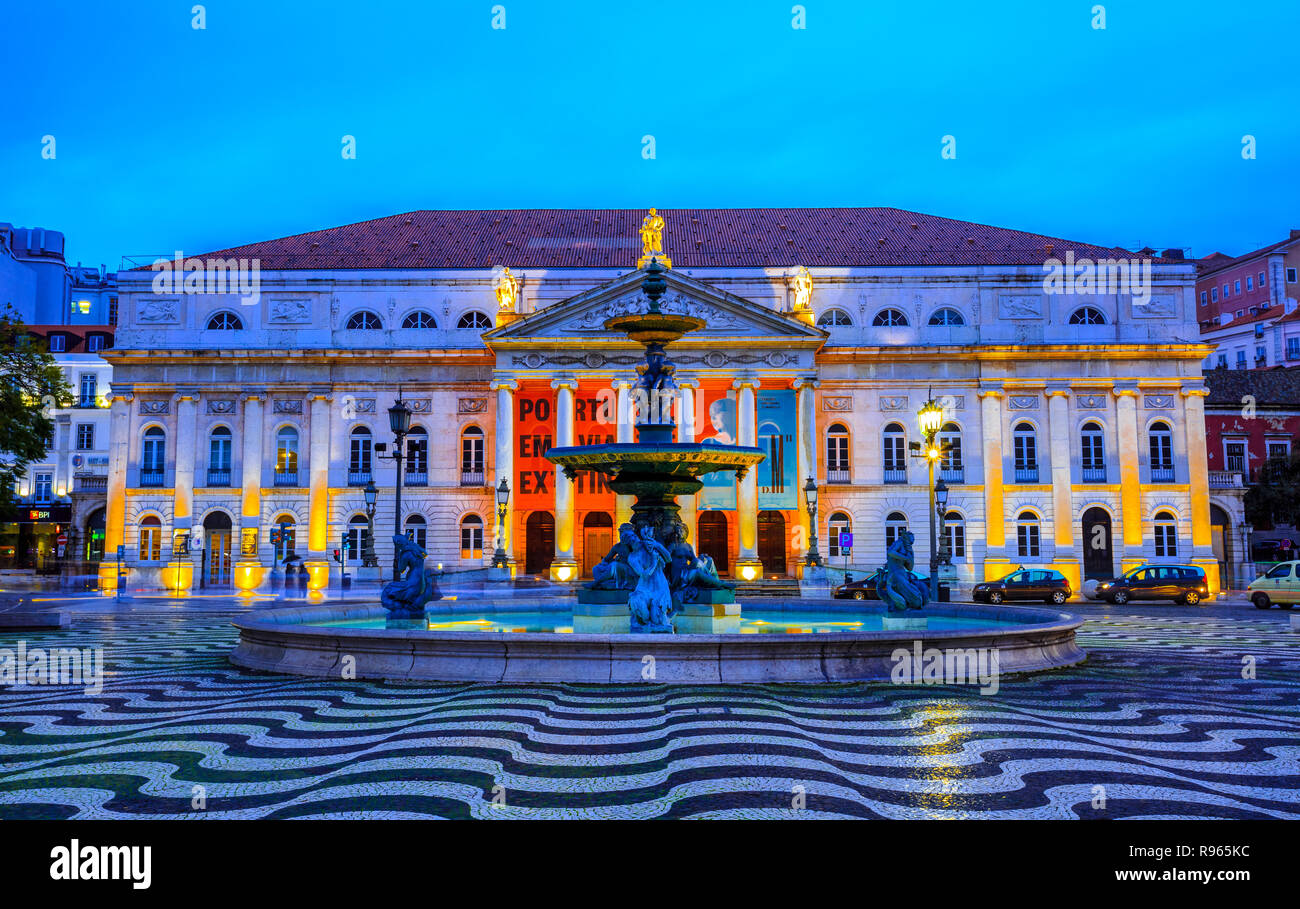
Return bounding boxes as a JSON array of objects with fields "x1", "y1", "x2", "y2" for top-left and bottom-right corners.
[
  {"x1": 108, "y1": 297, "x2": 118, "y2": 326},
  {"x1": 1236, "y1": 350, "x2": 1247, "y2": 368},
  {"x1": 1014, "y1": 434, "x2": 1037, "y2": 470},
  {"x1": 87, "y1": 335, "x2": 104, "y2": 352},
  {"x1": 1288, "y1": 268, "x2": 1297, "y2": 284},
  {"x1": 1259, "y1": 271, "x2": 1267, "y2": 287},
  {"x1": 1211, "y1": 287, "x2": 1218, "y2": 302},
  {"x1": 79, "y1": 373, "x2": 97, "y2": 406},
  {"x1": 460, "y1": 522, "x2": 484, "y2": 559},
  {"x1": 1199, "y1": 291, "x2": 1207, "y2": 306},
  {"x1": 946, "y1": 522, "x2": 966, "y2": 558},
  {"x1": 1257, "y1": 346, "x2": 1268, "y2": 364},
  {"x1": 139, "y1": 524, "x2": 161, "y2": 561},
  {"x1": 1223, "y1": 283, "x2": 1230, "y2": 298},
  {"x1": 882, "y1": 435, "x2": 905, "y2": 471},
  {"x1": 1235, "y1": 279, "x2": 1242, "y2": 294},
  {"x1": 1288, "y1": 337, "x2": 1300, "y2": 360},
  {"x1": 1017, "y1": 523, "x2": 1040, "y2": 559},
  {"x1": 1224, "y1": 441, "x2": 1246, "y2": 473},
  {"x1": 1216, "y1": 353, "x2": 1228, "y2": 368},
  {"x1": 49, "y1": 335, "x2": 66, "y2": 352},
  {"x1": 1267, "y1": 441, "x2": 1290, "y2": 462},
  {"x1": 34, "y1": 472, "x2": 53, "y2": 503},
  {"x1": 1246, "y1": 276, "x2": 1253, "y2": 291},
  {"x1": 76, "y1": 424, "x2": 94, "y2": 450},
  {"x1": 1154, "y1": 524, "x2": 1177, "y2": 559}
]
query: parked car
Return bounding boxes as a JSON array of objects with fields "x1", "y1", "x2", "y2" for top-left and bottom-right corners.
[
  {"x1": 833, "y1": 570, "x2": 928, "y2": 600},
  {"x1": 1095, "y1": 564, "x2": 1208, "y2": 605},
  {"x1": 972, "y1": 569, "x2": 1071, "y2": 605},
  {"x1": 1247, "y1": 560, "x2": 1300, "y2": 610},
  {"x1": 1251, "y1": 539, "x2": 1296, "y2": 562}
]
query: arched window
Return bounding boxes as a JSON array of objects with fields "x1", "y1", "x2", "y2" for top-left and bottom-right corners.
[
  {"x1": 139, "y1": 515, "x2": 162, "y2": 561},
  {"x1": 460, "y1": 514, "x2": 484, "y2": 559},
  {"x1": 457, "y1": 311, "x2": 492, "y2": 330},
  {"x1": 817, "y1": 308, "x2": 853, "y2": 327},
  {"x1": 345, "y1": 514, "x2": 370, "y2": 564},
  {"x1": 1017, "y1": 511, "x2": 1041, "y2": 559},
  {"x1": 827, "y1": 512, "x2": 851, "y2": 559},
  {"x1": 1013, "y1": 421, "x2": 1038, "y2": 481},
  {"x1": 826, "y1": 422, "x2": 850, "y2": 483},
  {"x1": 345, "y1": 310, "x2": 383, "y2": 330},
  {"x1": 1081, "y1": 421, "x2": 1105, "y2": 481},
  {"x1": 1154, "y1": 510, "x2": 1178, "y2": 558},
  {"x1": 208, "y1": 426, "x2": 232, "y2": 486},
  {"x1": 1149, "y1": 421, "x2": 1174, "y2": 481},
  {"x1": 882, "y1": 422, "x2": 906, "y2": 482},
  {"x1": 885, "y1": 512, "x2": 908, "y2": 552},
  {"x1": 405, "y1": 426, "x2": 428, "y2": 485},
  {"x1": 943, "y1": 511, "x2": 966, "y2": 559},
  {"x1": 271, "y1": 514, "x2": 296, "y2": 562},
  {"x1": 405, "y1": 514, "x2": 427, "y2": 550},
  {"x1": 461, "y1": 425, "x2": 484, "y2": 484},
  {"x1": 206, "y1": 311, "x2": 243, "y2": 330},
  {"x1": 1068, "y1": 306, "x2": 1107, "y2": 325},
  {"x1": 872, "y1": 308, "x2": 909, "y2": 327},
  {"x1": 141, "y1": 427, "x2": 166, "y2": 486},
  {"x1": 275, "y1": 426, "x2": 299, "y2": 485},
  {"x1": 928, "y1": 308, "x2": 965, "y2": 326},
  {"x1": 401, "y1": 310, "x2": 436, "y2": 329},
  {"x1": 938, "y1": 421, "x2": 963, "y2": 481},
  {"x1": 349, "y1": 427, "x2": 372, "y2": 484}
]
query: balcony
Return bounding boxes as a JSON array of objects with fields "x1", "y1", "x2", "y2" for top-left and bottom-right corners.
[
  {"x1": 1151, "y1": 466, "x2": 1175, "y2": 483},
  {"x1": 77, "y1": 396, "x2": 101, "y2": 409},
  {"x1": 1081, "y1": 466, "x2": 1106, "y2": 483},
  {"x1": 273, "y1": 471, "x2": 299, "y2": 487},
  {"x1": 405, "y1": 470, "x2": 428, "y2": 487},
  {"x1": 939, "y1": 466, "x2": 964, "y2": 484},
  {"x1": 1209, "y1": 470, "x2": 1244, "y2": 489},
  {"x1": 827, "y1": 468, "x2": 851, "y2": 485},
  {"x1": 348, "y1": 470, "x2": 372, "y2": 486},
  {"x1": 882, "y1": 467, "x2": 907, "y2": 484},
  {"x1": 206, "y1": 469, "x2": 231, "y2": 487},
  {"x1": 140, "y1": 470, "x2": 165, "y2": 487},
  {"x1": 74, "y1": 474, "x2": 107, "y2": 493},
  {"x1": 461, "y1": 470, "x2": 485, "y2": 487},
  {"x1": 1014, "y1": 465, "x2": 1039, "y2": 483}
]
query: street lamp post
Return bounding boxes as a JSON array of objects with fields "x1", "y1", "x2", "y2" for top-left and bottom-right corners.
[
  {"x1": 386, "y1": 393, "x2": 412, "y2": 577},
  {"x1": 917, "y1": 395, "x2": 945, "y2": 602},
  {"x1": 802, "y1": 476, "x2": 823, "y2": 567},
  {"x1": 492, "y1": 478, "x2": 511, "y2": 568},
  {"x1": 362, "y1": 478, "x2": 379, "y2": 568}
]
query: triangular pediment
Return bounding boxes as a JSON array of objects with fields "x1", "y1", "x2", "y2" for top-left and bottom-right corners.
[{"x1": 484, "y1": 268, "x2": 826, "y2": 344}]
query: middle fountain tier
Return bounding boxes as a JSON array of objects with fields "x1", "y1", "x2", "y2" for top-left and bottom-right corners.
[{"x1": 545, "y1": 258, "x2": 765, "y2": 634}]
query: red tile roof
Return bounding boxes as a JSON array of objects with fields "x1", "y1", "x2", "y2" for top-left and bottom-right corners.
[
  {"x1": 149, "y1": 208, "x2": 1166, "y2": 271},
  {"x1": 1201, "y1": 304, "x2": 1300, "y2": 333},
  {"x1": 1196, "y1": 235, "x2": 1299, "y2": 278}
]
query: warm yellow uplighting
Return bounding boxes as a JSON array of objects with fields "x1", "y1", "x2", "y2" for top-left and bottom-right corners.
[
  {"x1": 234, "y1": 561, "x2": 264, "y2": 591},
  {"x1": 56, "y1": 485, "x2": 67, "y2": 497},
  {"x1": 305, "y1": 562, "x2": 330, "y2": 590},
  {"x1": 740, "y1": 565, "x2": 759, "y2": 581},
  {"x1": 160, "y1": 561, "x2": 193, "y2": 592},
  {"x1": 555, "y1": 565, "x2": 574, "y2": 582}
]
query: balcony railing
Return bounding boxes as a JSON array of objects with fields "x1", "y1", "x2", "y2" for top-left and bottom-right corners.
[
  {"x1": 348, "y1": 470, "x2": 372, "y2": 486},
  {"x1": 461, "y1": 469, "x2": 485, "y2": 486},
  {"x1": 74, "y1": 474, "x2": 107, "y2": 493},
  {"x1": 206, "y1": 469, "x2": 231, "y2": 487},
  {"x1": 1081, "y1": 466, "x2": 1106, "y2": 483},
  {"x1": 939, "y1": 466, "x2": 964, "y2": 484},
  {"x1": 827, "y1": 468, "x2": 851, "y2": 485},
  {"x1": 77, "y1": 396, "x2": 101, "y2": 409},
  {"x1": 882, "y1": 467, "x2": 907, "y2": 484},
  {"x1": 1014, "y1": 465, "x2": 1039, "y2": 483},
  {"x1": 1151, "y1": 466, "x2": 1175, "y2": 483},
  {"x1": 1209, "y1": 470, "x2": 1244, "y2": 489},
  {"x1": 140, "y1": 469, "x2": 165, "y2": 487},
  {"x1": 273, "y1": 471, "x2": 299, "y2": 487},
  {"x1": 405, "y1": 470, "x2": 428, "y2": 486}
]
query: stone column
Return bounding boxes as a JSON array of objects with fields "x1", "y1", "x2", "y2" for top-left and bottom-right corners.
[
  {"x1": 302, "y1": 391, "x2": 331, "y2": 592},
  {"x1": 1114, "y1": 385, "x2": 1144, "y2": 573},
  {"x1": 489, "y1": 377, "x2": 518, "y2": 574},
  {"x1": 168, "y1": 389, "x2": 199, "y2": 591},
  {"x1": 1046, "y1": 386, "x2": 1079, "y2": 595},
  {"x1": 733, "y1": 376, "x2": 762, "y2": 580},
  {"x1": 612, "y1": 375, "x2": 635, "y2": 529},
  {"x1": 98, "y1": 385, "x2": 133, "y2": 592},
  {"x1": 676, "y1": 378, "x2": 699, "y2": 548},
  {"x1": 235, "y1": 391, "x2": 266, "y2": 590},
  {"x1": 793, "y1": 377, "x2": 820, "y2": 569},
  {"x1": 978, "y1": 387, "x2": 1009, "y2": 580},
  {"x1": 1182, "y1": 385, "x2": 1221, "y2": 594},
  {"x1": 549, "y1": 375, "x2": 579, "y2": 581}
]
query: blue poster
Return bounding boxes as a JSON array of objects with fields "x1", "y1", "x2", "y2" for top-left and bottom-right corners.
[
  {"x1": 698, "y1": 391, "x2": 738, "y2": 510},
  {"x1": 756, "y1": 390, "x2": 796, "y2": 509}
]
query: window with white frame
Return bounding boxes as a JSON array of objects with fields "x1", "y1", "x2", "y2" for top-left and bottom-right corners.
[
  {"x1": 139, "y1": 516, "x2": 162, "y2": 562},
  {"x1": 1234, "y1": 280, "x2": 1242, "y2": 294},
  {"x1": 1153, "y1": 511, "x2": 1178, "y2": 558},
  {"x1": 76, "y1": 423, "x2": 94, "y2": 450},
  {"x1": 349, "y1": 427, "x2": 372, "y2": 482},
  {"x1": 938, "y1": 422, "x2": 962, "y2": 470},
  {"x1": 461, "y1": 426, "x2": 485, "y2": 484},
  {"x1": 79, "y1": 373, "x2": 97, "y2": 406},
  {"x1": 1199, "y1": 291, "x2": 1207, "y2": 306},
  {"x1": 1081, "y1": 421, "x2": 1105, "y2": 477},
  {"x1": 1246, "y1": 276, "x2": 1253, "y2": 291},
  {"x1": 457, "y1": 311, "x2": 492, "y2": 330},
  {"x1": 1148, "y1": 421, "x2": 1174, "y2": 480},
  {"x1": 826, "y1": 423, "x2": 850, "y2": 482},
  {"x1": 345, "y1": 515, "x2": 370, "y2": 563},
  {"x1": 1288, "y1": 268, "x2": 1296, "y2": 283},
  {"x1": 827, "y1": 512, "x2": 851, "y2": 558},
  {"x1": 1288, "y1": 337, "x2": 1300, "y2": 360},
  {"x1": 944, "y1": 511, "x2": 966, "y2": 558},
  {"x1": 1224, "y1": 439, "x2": 1246, "y2": 473},
  {"x1": 1259, "y1": 271, "x2": 1267, "y2": 287},
  {"x1": 1211, "y1": 287, "x2": 1218, "y2": 302},
  {"x1": 34, "y1": 472, "x2": 53, "y2": 503},
  {"x1": 884, "y1": 512, "x2": 907, "y2": 552},
  {"x1": 460, "y1": 515, "x2": 484, "y2": 559},
  {"x1": 872, "y1": 308, "x2": 909, "y2": 327},
  {"x1": 817, "y1": 308, "x2": 853, "y2": 327},
  {"x1": 1016, "y1": 511, "x2": 1041, "y2": 559},
  {"x1": 48, "y1": 334, "x2": 66, "y2": 352},
  {"x1": 928, "y1": 308, "x2": 964, "y2": 326},
  {"x1": 406, "y1": 514, "x2": 427, "y2": 550},
  {"x1": 882, "y1": 423, "x2": 906, "y2": 478}
]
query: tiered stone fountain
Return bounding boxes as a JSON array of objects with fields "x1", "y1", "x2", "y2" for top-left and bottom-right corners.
[{"x1": 544, "y1": 259, "x2": 765, "y2": 633}]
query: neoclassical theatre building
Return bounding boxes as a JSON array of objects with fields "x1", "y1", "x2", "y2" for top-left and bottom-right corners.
[{"x1": 100, "y1": 208, "x2": 1220, "y2": 595}]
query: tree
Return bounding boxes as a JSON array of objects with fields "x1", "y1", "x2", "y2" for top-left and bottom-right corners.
[
  {"x1": 1245, "y1": 450, "x2": 1300, "y2": 530},
  {"x1": 0, "y1": 308, "x2": 72, "y2": 507}
]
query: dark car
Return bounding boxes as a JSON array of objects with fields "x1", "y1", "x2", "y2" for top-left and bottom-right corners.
[
  {"x1": 1095, "y1": 564, "x2": 1208, "y2": 605},
  {"x1": 833, "y1": 570, "x2": 927, "y2": 600},
  {"x1": 972, "y1": 569, "x2": 1072, "y2": 605}
]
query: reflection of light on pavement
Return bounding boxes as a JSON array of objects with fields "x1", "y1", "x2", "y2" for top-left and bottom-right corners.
[{"x1": 914, "y1": 700, "x2": 971, "y2": 816}]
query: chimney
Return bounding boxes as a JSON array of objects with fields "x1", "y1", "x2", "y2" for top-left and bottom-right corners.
[{"x1": 1160, "y1": 248, "x2": 1185, "y2": 260}]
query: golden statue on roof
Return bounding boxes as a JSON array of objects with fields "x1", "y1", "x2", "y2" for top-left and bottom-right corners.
[
  {"x1": 637, "y1": 208, "x2": 671, "y2": 269},
  {"x1": 494, "y1": 267, "x2": 518, "y2": 312},
  {"x1": 791, "y1": 265, "x2": 813, "y2": 311}
]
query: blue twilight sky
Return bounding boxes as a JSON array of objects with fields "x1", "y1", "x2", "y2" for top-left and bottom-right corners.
[{"x1": 1, "y1": 0, "x2": 1297, "y2": 270}]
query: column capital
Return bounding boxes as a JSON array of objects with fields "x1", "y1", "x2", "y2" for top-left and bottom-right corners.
[
  {"x1": 489, "y1": 377, "x2": 519, "y2": 392},
  {"x1": 976, "y1": 384, "x2": 1003, "y2": 399},
  {"x1": 241, "y1": 388, "x2": 268, "y2": 403},
  {"x1": 610, "y1": 374, "x2": 637, "y2": 391},
  {"x1": 1112, "y1": 384, "x2": 1140, "y2": 398},
  {"x1": 792, "y1": 376, "x2": 821, "y2": 391},
  {"x1": 675, "y1": 377, "x2": 699, "y2": 390},
  {"x1": 732, "y1": 376, "x2": 762, "y2": 391},
  {"x1": 1180, "y1": 385, "x2": 1210, "y2": 398},
  {"x1": 1045, "y1": 384, "x2": 1072, "y2": 398},
  {"x1": 550, "y1": 374, "x2": 579, "y2": 391},
  {"x1": 108, "y1": 382, "x2": 134, "y2": 400}
]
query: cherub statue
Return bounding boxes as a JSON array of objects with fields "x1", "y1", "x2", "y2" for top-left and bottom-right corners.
[
  {"x1": 586, "y1": 523, "x2": 638, "y2": 590},
  {"x1": 381, "y1": 534, "x2": 441, "y2": 616},
  {"x1": 628, "y1": 523, "x2": 674, "y2": 632}
]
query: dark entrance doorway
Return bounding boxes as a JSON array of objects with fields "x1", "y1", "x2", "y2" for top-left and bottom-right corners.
[
  {"x1": 84, "y1": 508, "x2": 105, "y2": 563},
  {"x1": 698, "y1": 511, "x2": 729, "y2": 576},
  {"x1": 203, "y1": 511, "x2": 233, "y2": 586},
  {"x1": 758, "y1": 510, "x2": 787, "y2": 576},
  {"x1": 581, "y1": 512, "x2": 613, "y2": 577},
  {"x1": 1081, "y1": 507, "x2": 1114, "y2": 580},
  {"x1": 525, "y1": 511, "x2": 555, "y2": 576},
  {"x1": 1210, "y1": 503, "x2": 1231, "y2": 587}
]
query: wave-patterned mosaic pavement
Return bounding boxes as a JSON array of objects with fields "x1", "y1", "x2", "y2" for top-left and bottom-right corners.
[{"x1": 1, "y1": 609, "x2": 1298, "y2": 819}]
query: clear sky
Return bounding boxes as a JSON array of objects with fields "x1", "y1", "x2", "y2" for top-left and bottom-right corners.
[{"x1": 2, "y1": 0, "x2": 1297, "y2": 269}]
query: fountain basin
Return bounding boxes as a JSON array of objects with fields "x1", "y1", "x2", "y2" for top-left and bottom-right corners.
[{"x1": 230, "y1": 600, "x2": 1085, "y2": 683}]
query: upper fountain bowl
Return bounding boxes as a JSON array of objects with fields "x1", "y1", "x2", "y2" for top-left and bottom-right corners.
[{"x1": 604, "y1": 312, "x2": 705, "y2": 345}]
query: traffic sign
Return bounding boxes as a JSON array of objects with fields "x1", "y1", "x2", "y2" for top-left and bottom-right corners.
[{"x1": 839, "y1": 531, "x2": 852, "y2": 549}]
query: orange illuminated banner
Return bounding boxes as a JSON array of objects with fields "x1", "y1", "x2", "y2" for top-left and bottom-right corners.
[{"x1": 515, "y1": 381, "x2": 618, "y2": 511}]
